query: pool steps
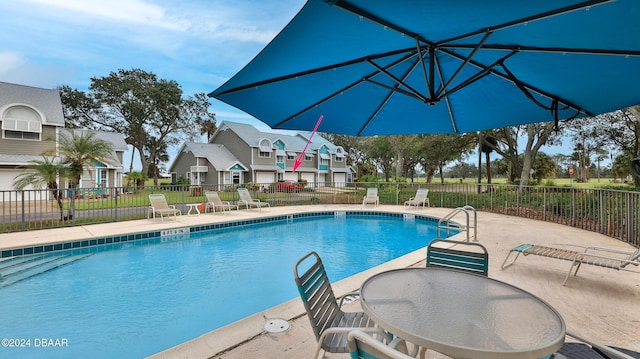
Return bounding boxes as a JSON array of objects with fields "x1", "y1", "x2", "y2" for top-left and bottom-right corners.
[{"x1": 0, "y1": 253, "x2": 93, "y2": 288}]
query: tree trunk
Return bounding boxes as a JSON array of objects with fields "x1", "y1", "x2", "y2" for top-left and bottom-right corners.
[
  {"x1": 485, "y1": 151, "x2": 492, "y2": 184},
  {"x1": 49, "y1": 185, "x2": 64, "y2": 221},
  {"x1": 136, "y1": 146, "x2": 149, "y2": 176}
]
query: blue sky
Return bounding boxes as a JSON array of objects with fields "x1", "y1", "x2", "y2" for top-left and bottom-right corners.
[
  {"x1": 0, "y1": 0, "x2": 583, "y2": 171},
  {"x1": 0, "y1": 0, "x2": 306, "y2": 170}
]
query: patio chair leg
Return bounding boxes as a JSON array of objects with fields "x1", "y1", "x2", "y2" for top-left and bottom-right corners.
[
  {"x1": 501, "y1": 251, "x2": 521, "y2": 269},
  {"x1": 563, "y1": 261, "x2": 580, "y2": 286}
]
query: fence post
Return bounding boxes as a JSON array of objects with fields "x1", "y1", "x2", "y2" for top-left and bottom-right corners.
[
  {"x1": 71, "y1": 189, "x2": 76, "y2": 225},
  {"x1": 395, "y1": 182, "x2": 399, "y2": 205},
  {"x1": 114, "y1": 188, "x2": 118, "y2": 221},
  {"x1": 21, "y1": 191, "x2": 25, "y2": 231}
]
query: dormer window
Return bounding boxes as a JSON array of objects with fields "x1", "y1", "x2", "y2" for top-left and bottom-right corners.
[
  {"x1": 1, "y1": 105, "x2": 43, "y2": 141},
  {"x1": 258, "y1": 138, "x2": 273, "y2": 158}
]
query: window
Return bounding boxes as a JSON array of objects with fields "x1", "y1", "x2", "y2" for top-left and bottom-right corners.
[
  {"x1": 304, "y1": 154, "x2": 313, "y2": 161},
  {"x1": 258, "y1": 138, "x2": 272, "y2": 158},
  {"x1": 287, "y1": 154, "x2": 296, "y2": 161},
  {"x1": 276, "y1": 155, "x2": 285, "y2": 163},
  {"x1": 2, "y1": 105, "x2": 43, "y2": 141},
  {"x1": 232, "y1": 172, "x2": 241, "y2": 184},
  {"x1": 335, "y1": 156, "x2": 344, "y2": 162}
]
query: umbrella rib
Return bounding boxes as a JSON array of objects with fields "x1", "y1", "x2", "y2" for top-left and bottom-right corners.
[
  {"x1": 432, "y1": 55, "x2": 459, "y2": 134},
  {"x1": 415, "y1": 39, "x2": 433, "y2": 99},
  {"x1": 439, "y1": 31, "x2": 493, "y2": 98},
  {"x1": 440, "y1": 48, "x2": 593, "y2": 118},
  {"x1": 358, "y1": 57, "x2": 423, "y2": 136},
  {"x1": 437, "y1": 51, "x2": 518, "y2": 100},
  {"x1": 444, "y1": 43, "x2": 640, "y2": 57},
  {"x1": 211, "y1": 47, "x2": 419, "y2": 97},
  {"x1": 273, "y1": 50, "x2": 421, "y2": 128},
  {"x1": 436, "y1": 0, "x2": 614, "y2": 46},
  {"x1": 327, "y1": 0, "x2": 425, "y2": 43},
  {"x1": 366, "y1": 59, "x2": 429, "y2": 103}
]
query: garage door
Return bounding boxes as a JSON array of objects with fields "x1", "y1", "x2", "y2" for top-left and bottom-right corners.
[
  {"x1": 300, "y1": 172, "x2": 315, "y2": 184},
  {"x1": 255, "y1": 172, "x2": 275, "y2": 187},
  {"x1": 333, "y1": 173, "x2": 346, "y2": 185},
  {"x1": 0, "y1": 169, "x2": 46, "y2": 201},
  {"x1": 283, "y1": 173, "x2": 297, "y2": 181}
]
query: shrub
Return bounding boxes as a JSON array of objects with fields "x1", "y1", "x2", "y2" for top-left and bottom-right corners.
[{"x1": 358, "y1": 174, "x2": 379, "y2": 183}]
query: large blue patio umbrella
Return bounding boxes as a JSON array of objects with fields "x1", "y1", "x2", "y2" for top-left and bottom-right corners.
[{"x1": 211, "y1": 0, "x2": 640, "y2": 136}]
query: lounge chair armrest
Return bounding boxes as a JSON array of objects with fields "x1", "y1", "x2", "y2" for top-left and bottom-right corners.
[
  {"x1": 169, "y1": 205, "x2": 177, "y2": 209},
  {"x1": 584, "y1": 246, "x2": 636, "y2": 255}
]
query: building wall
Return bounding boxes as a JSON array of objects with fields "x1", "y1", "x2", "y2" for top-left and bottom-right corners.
[
  {"x1": 171, "y1": 151, "x2": 196, "y2": 183},
  {"x1": 213, "y1": 129, "x2": 251, "y2": 167},
  {"x1": 0, "y1": 126, "x2": 57, "y2": 156}
]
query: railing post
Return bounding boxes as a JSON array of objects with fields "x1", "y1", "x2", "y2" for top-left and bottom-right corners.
[
  {"x1": 71, "y1": 189, "x2": 76, "y2": 225},
  {"x1": 114, "y1": 187, "x2": 118, "y2": 221},
  {"x1": 21, "y1": 190, "x2": 25, "y2": 231}
]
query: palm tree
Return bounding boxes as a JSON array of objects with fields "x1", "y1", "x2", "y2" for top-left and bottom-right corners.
[
  {"x1": 58, "y1": 131, "x2": 114, "y2": 189},
  {"x1": 13, "y1": 156, "x2": 69, "y2": 220}
]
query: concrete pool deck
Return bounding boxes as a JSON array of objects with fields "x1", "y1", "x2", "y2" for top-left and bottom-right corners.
[{"x1": 1, "y1": 204, "x2": 639, "y2": 358}]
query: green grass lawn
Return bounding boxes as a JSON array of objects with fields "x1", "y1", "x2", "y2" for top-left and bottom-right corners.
[{"x1": 409, "y1": 176, "x2": 636, "y2": 189}]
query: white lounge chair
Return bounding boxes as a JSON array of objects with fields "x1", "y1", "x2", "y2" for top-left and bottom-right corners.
[
  {"x1": 404, "y1": 188, "x2": 429, "y2": 208},
  {"x1": 362, "y1": 188, "x2": 379, "y2": 208},
  {"x1": 502, "y1": 243, "x2": 640, "y2": 285},
  {"x1": 148, "y1": 194, "x2": 181, "y2": 221},
  {"x1": 237, "y1": 188, "x2": 270, "y2": 210},
  {"x1": 204, "y1": 191, "x2": 238, "y2": 213}
]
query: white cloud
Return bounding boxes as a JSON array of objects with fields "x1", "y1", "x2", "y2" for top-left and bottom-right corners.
[{"x1": 22, "y1": 0, "x2": 189, "y2": 31}]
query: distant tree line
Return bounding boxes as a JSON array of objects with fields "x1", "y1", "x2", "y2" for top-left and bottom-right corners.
[
  {"x1": 55, "y1": 68, "x2": 640, "y2": 188},
  {"x1": 58, "y1": 68, "x2": 217, "y2": 185}
]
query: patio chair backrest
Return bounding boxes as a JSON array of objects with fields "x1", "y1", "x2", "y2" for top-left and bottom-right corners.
[
  {"x1": 205, "y1": 191, "x2": 223, "y2": 206},
  {"x1": 294, "y1": 251, "x2": 341, "y2": 342},
  {"x1": 149, "y1": 194, "x2": 170, "y2": 210},
  {"x1": 237, "y1": 188, "x2": 255, "y2": 203},
  {"x1": 415, "y1": 188, "x2": 429, "y2": 199},
  {"x1": 347, "y1": 330, "x2": 414, "y2": 359},
  {"x1": 427, "y1": 239, "x2": 489, "y2": 276},
  {"x1": 366, "y1": 188, "x2": 378, "y2": 198}
]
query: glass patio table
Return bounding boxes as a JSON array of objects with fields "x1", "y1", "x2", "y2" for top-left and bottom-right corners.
[{"x1": 360, "y1": 268, "x2": 565, "y2": 359}]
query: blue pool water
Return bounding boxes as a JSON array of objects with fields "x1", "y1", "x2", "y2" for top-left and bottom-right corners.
[{"x1": 0, "y1": 213, "x2": 445, "y2": 359}]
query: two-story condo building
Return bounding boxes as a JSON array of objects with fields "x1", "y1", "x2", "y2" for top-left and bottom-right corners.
[
  {"x1": 169, "y1": 121, "x2": 353, "y2": 188},
  {"x1": 0, "y1": 82, "x2": 127, "y2": 198}
]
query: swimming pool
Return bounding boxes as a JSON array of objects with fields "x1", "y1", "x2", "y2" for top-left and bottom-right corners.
[{"x1": 0, "y1": 211, "x2": 449, "y2": 359}]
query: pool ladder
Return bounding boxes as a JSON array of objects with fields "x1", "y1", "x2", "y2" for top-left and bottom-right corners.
[{"x1": 437, "y1": 205, "x2": 478, "y2": 242}]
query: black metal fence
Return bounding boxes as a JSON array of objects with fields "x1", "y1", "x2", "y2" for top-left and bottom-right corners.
[{"x1": 2, "y1": 182, "x2": 638, "y2": 247}]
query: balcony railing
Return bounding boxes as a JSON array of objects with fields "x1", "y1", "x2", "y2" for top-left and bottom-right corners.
[{"x1": 1, "y1": 182, "x2": 638, "y2": 247}]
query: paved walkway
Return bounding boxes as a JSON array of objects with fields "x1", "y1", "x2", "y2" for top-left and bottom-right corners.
[{"x1": 2, "y1": 205, "x2": 639, "y2": 359}]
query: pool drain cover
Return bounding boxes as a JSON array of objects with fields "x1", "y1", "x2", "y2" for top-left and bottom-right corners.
[{"x1": 264, "y1": 318, "x2": 290, "y2": 333}]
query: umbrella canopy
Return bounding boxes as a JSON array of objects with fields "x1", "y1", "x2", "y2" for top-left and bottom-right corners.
[{"x1": 211, "y1": 0, "x2": 640, "y2": 136}]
